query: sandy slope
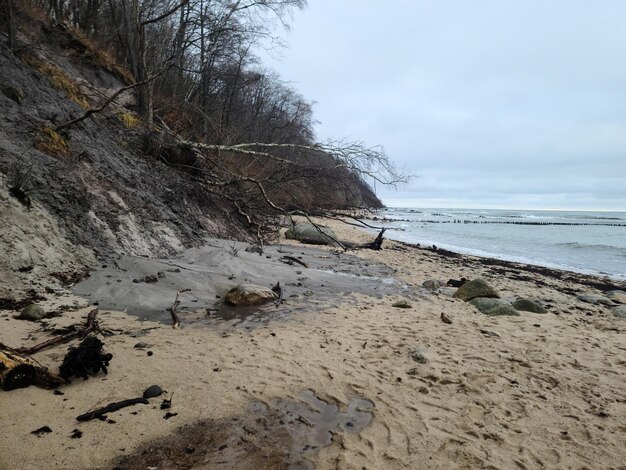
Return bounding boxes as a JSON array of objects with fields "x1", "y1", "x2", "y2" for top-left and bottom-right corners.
[{"x1": 1, "y1": 220, "x2": 626, "y2": 470}]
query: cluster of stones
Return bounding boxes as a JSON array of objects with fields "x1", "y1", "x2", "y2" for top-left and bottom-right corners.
[
  {"x1": 577, "y1": 290, "x2": 626, "y2": 317},
  {"x1": 421, "y1": 278, "x2": 547, "y2": 316}
]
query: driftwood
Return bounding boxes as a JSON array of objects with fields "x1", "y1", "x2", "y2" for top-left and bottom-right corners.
[
  {"x1": 76, "y1": 397, "x2": 149, "y2": 422},
  {"x1": 340, "y1": 228, "x2": 386, "y2": 250},
  {"x1": 272, "y1": 282, "x2": 283, "y2": 306},
  {"x1": 279, "y1": 256, "x2": 308, "y2": 268},
  {"x1": 169, "y1": 289, "x2": 191, "y2": 329},
  {"x1": 16, "y1": 309, "x2": 99, "y2": 355},
  {"x1": 1, "y1": 310, "x2": 102, "y2": 391},
  {"x1": 0, "y1": 345, "x2": 63, "y2": 391}
]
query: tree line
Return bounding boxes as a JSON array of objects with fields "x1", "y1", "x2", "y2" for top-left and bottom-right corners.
[{"x1": 1, "y1": 0, "x2": 407, "y2": 238}]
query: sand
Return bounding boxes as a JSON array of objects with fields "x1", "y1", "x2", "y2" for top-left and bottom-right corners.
[{"x1": 1, "y1": 218, "x2": 626, "y2": 469}]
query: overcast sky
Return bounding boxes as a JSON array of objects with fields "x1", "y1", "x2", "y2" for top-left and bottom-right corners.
[{"x1": 261, "y1": 0, "x2": 626, "y2": 211}]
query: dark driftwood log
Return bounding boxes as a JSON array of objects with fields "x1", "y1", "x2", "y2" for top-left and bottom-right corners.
[
  {"x1": 272, "y1": 282, "x2": 283, "y2": 306},
  {"x1": 0, "y1": 345, "x2": 63, "y2": 391},
  {"x1": 16, "y1": 309, "x2": 99, "y2": 355},
  {"x1": 279, "y1": 256, "x2": 308, "y2": 268},
  {"x1": 76, "y1": 397, "x2": 149, "y2": 422},
  {"x1": 169, "y1": 289, "x2": 191, "y2": 329},
  {"x1": 341, "y1": 228, "x2": 386, "y2": 250}
]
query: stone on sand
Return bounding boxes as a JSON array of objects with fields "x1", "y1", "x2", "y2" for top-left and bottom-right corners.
[
  {"x1": 453, "y1": 278, "x2": 500, "y2": 301},
  {"x1": 392, "y1": 300, "x2": 412, "y2": 309},
  {"x1": 577, "y1": 294, "x2": 614, "y2": 306},
  {"x1": 469, "y1": 298, "x2": 519, "y2": 316},
  {"x1": 512, "y1": 298, "x2": 547, "y2": 314},
  {"x1": 613, "y1": 305, "x2": 626, "y2": 318},
  {"x1": 410, "y1": 349, "x2": 427, "y2": 364},
  {"x1": 18, "y1": 304, "x2": 47, "y2": 321},
  {"x1": 422, "y1": 279, "x2": 444, "y2": 289},
  {"x1": 606, "y1": 290, "x2": 626, "y2": 304},
  {"x1": 225, "y1": 284, "x2": 278, "y2": 306}
]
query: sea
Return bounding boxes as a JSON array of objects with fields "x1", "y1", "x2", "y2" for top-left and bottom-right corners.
[{"x1": 373, "y1": 208, "x2": 626, "y2": 280}]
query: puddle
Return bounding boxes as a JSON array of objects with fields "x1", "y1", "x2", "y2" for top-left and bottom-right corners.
[{"x1": 113, "y1": 390, "x2": 374, "y2": 469}]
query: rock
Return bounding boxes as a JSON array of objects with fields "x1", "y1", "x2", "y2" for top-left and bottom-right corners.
[
  {"x1": 225, "y1": 284, "x2": 278, "y2": 306},
  {"x1": 613, "y1": 305, "x2": 626, "y2": 317},
  {"x1": 484, "y1": 303, "x2": 520, "y2": 316},
  {"x1": 453, "y1": 278, "x2": 499, "y2": 301},
  {"x1": 479, "y1": 329, "x2": 500, "y2": 338},
  {"x1": 410, "y1": 349, "x2": 427, "y2": 364},
  {"x1": 1, "y1": 85, "x2": 24, "y2": 104},
  {"x1": 447, "y1": 278, "x2": 468, "y2": 288},
  {"x1": 577, "y1": 294, "x2": 614, "y2": 306},
  {"x1": 422, "y1": 280, "x2": 444, "y2": 289},
  {"x1": 438, "y1": 287, "x2": 458, "y2": 298},
  {"x1": 284, "y1": 223, "x2": 337, "y2": 245},
  {"x1": 512, "y1": 298, "x2": 547, "y2": 314},
  {"x1": 134, "y1": 275, "x2": 159, "y2": 283},
  {"x1": 606, "y1": 290, "x2": 626, "y2": 304},
  {"x1": 18, "y1": 304, "x2": 47, "y2": 321},
  {"x1": 469, "y1": 298, "x2": 519, "y2": 316},
  {"x1": 245, "y1": 244, "x2": 263, "y2": 254},
  {"x1": 143, "y1": 385, "x2": 163, "y2": 399},
  {"x1": 157, "y1": 271, "x2": 166, "y2": 279},
  {"x1": 392, "y1": 300, "x2": 412, "y2": 309}
]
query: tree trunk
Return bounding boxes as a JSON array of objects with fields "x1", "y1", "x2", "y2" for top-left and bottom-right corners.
[
  {"x1": 5, "y1": 0, "x2": 17, "y2": 51},
  {"x1": 135, "y1": 22, "x2": 152, "y2": 123},
  {"x1": 0, "y1": 345, "x2": 63, "y2": 391}
]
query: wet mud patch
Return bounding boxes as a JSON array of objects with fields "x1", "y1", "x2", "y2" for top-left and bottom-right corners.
[
  {"x1": 113, "y1": 390, "x2": 374, "y2": 470},
  {"x1": 73, "y1": 239, "x2": 408, "y2": 328}
]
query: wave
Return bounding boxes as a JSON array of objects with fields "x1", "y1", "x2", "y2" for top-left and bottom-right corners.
[
  {"x1": 581, "y1": 216, "x2": 626, "y2": 221},
  {"x1": 557, "y1": 242, "x2": 626, "y2": 255},
  {"x1": 556, "y1": 242, "x2": 626, "y2": 258}
]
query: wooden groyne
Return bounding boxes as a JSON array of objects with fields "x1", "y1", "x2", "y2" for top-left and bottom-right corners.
[{"x1": 417, "y1": 220, "x2": 626, "y2": 227}]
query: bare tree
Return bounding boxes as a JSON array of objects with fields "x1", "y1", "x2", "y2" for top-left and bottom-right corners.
[{"x1": 1, "y1": 0, "x2": 17, "y2": 51}]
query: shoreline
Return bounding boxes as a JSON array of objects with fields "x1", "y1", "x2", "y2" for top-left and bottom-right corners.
[
  {"x1": 1, "y1": 219, "x2": 626, "y2": 469},
  {"x1": 397, "y1": 241, "x2": 626, "y2": 292},
  {"x1": 370, "y1": 207, "x2": 626, "y2": 282}
]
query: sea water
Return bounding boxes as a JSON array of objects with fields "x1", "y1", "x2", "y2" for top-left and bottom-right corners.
[{"x1": 375, "y1": 208, "x2": 626, "y2": 280}]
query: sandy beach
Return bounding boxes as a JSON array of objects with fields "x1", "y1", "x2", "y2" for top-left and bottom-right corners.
[{"x1": 2, "y1": 218, "x2": 626, "y2": 470}]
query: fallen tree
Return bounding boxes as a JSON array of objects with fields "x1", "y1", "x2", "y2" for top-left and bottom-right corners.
[
  {"x1": 150, "y1": 136, "x2": 409, "y2": 243},
  {"x1": 1, "y1": 310, "x2": 102, "y2": 391},
  {"x1": 0, "y1": 345, "x2": 63, "y2": 391}
]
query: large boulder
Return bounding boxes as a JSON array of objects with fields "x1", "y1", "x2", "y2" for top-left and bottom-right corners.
[
  {"x1": 224, "y1": 284, "x2": 278, "y2": 306},
  {"x1": 512, "y1": 298, "x2": 547, "y2": 314},
  {"x1": 469, "y1": 297, "x2": 519, "y2": 316},
  {"x1": 18, "y1": 304, "x2": 47, "y2": 321},
  {"x1": 453, "y1": 278, "x2": 499, "y2": 301},
  {"x1": 285, "y1": 223, "x2": 337, "y2": 245},
  {"x1": 606, "y1": 290, "x2": 626, "y2": 304}
]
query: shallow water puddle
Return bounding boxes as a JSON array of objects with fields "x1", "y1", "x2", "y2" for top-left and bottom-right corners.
[
  {"x1": 257, "y1": 390, "x2": 375, "y2": 460},
  {"x1": 114, "y1": 390, "x2": 374, "y2": 469}
]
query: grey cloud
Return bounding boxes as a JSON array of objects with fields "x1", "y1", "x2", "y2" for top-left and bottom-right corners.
[{"x1": 262, "y1": 0, "x2": 626, "y2": 210}]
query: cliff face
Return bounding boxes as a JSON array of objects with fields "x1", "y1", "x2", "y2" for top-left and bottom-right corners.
[
  {"x1": 0, "y1": 22, "x2": 250, "y2": 298},
  {"x1": 0, "y1": 16, "x2": 382, "y2": 300}
]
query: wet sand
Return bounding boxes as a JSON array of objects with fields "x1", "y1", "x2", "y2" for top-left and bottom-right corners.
[{"x1": 1, "y1": 219, "x2": 626, "y2": 469}]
